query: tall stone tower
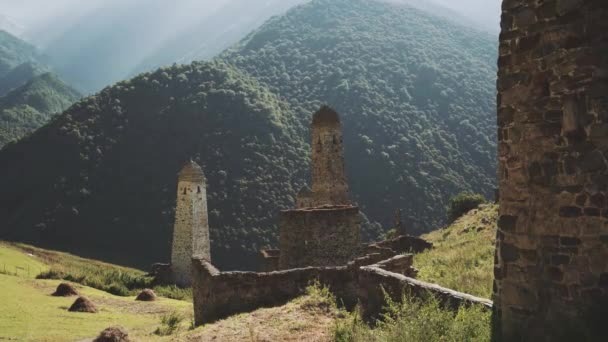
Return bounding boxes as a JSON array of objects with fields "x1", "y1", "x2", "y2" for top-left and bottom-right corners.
[
  {"x1": 495, "y1": 1, "x2": 608, "y2": 340},
  {"x1": 171, "y1": 160, "x2": 210, "y2": 287},
  {"x1": 311, "y1": 106, "x2": 351, "y2": 206},
  {"x1": 279, "y1": 106, "x2": 360, "y2": 269}
]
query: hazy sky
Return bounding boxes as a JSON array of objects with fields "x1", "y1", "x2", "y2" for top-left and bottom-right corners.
[{"x1": 1, "y1": 0, "x2": 503, "y2": 35}]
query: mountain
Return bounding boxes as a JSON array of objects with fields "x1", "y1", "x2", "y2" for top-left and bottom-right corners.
[
  {"x1": 0, "y1": 30, "x2": 44, "y2": 77},
  {"x1": 0, "y1": 0, "x2": 497, "y2": 269},
  {"x1": 0, "y1": 72, "x2": 81, "y2": 148},
  {"x1": 0, "y1": 61, "x2": 309, "y2": 270},
  {"x1": 222, "y1": 0, "x2": 498, "y2": 233},
  {"x1": 131, "y1": 0, "x2": 309, "y2": 77},
  {"x1": 0, "y1": 61, "x2": 47, "y2": 96},
  {"x1": 29, "y1": 0, "x2": 309, "y2": 93}
]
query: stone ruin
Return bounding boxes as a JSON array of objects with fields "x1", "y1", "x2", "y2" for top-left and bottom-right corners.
[
  {"x1": 151, "y1": 160, "x2": 211, "y2": 287},
  {"x1": 182, "y1": 107, "x2": 468, "y2": 325},
  {"x1": 494, "y1": 0, "x2": 608, "y2": 339},
  {"x1": 278, "y1": 106, "x2": 361, "y2": 269}
]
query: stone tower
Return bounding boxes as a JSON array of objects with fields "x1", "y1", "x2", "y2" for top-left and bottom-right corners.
[
  {"x1": 280, "y1": 106, "x2": 360, "y2": 269},
  {"x1": 495, "y1": 1, "x2": 608, "y2": 340},
  {"x1": 171, "y1": 160, "x2": 210, "y2": 287},
  {"x1": 310, "y1": 106, "x2": 351, "y2": 206}
]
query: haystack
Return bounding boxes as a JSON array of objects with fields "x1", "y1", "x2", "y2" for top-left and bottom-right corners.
[
  {"x1": 52, "y1": 282, "x2": 79, "y2": 297},
  {"x1": 135, "y1": 288, "x2": 157, "y2": 302},
  {"x1": 93, "y1": 326, "x2": 131, "y2": 342},
  {"x1": 68, "y1": 296, "x2": 97, "y2": 313}
]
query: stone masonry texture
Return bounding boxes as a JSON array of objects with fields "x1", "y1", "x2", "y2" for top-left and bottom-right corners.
[
  {"x1": 310, "y1": 106, "x2": 351, "y2": 207},
  {"x1": 280, "y1": 107, "x2": 361, "y2": 270},
  {"x1": 495, "y1": 0, "x2": 608, "y2": 340},
  {"x1": 192, "y1": 255, "x2": 490, "y2": 325},
  {"x1": 170, "y1": 160, "x2": 210, "y2": 287},
  {"x1": 279, "y1": 206, "x2": 361, "y2": 269}
]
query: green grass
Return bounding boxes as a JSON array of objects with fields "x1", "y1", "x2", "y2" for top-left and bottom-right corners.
[
  {"x1": 2, "y1": 242, "x2": 189, "y2": 300},
  {"x1": 0, "y1": 243, "x2": 191, "y2": 341},
  {"x1": 334, "y1": 293, "x2": 491, "y2": 342},
  {"x1": 413, "y1": 204, "x2": 497, "y2": 298},
  {"x1": 0, "y1": 242, "x2": 48, "y2": 278}
]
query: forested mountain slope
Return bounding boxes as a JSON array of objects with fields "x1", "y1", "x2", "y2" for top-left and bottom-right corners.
[
  {"x1": 0, "y1": 72, "x2": 81, "y2": 148},
  {"x1": 222, "y1": 0, "x2": 498, "y2": 232},
  {"x1": 0, "y1": 30, "x2": 43, "y2": 77},
  {"x1": 0, "y1": 61, "x2": 309, "y2": 269}
]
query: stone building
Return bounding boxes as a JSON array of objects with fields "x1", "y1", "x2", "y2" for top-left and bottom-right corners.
[
  {"x1": 278, "y1": 106, "x2": 361, "y2": 269},
  {"x1": 170, "y1": 160, "x2": 211, "y2": 287},
  {"x1": 495, "y1": 1, "x2": 608, "y2": 339}
]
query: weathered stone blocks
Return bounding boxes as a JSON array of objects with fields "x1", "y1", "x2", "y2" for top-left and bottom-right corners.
[{"x1": 495, "y1": 1, "x2": 608, "y2": 339}]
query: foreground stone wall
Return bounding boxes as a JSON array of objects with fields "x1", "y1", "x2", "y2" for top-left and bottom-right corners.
[
  {"x1": 192, "y1": 254, "x2": 491, "y2": 325},
  {"x1": 496, "y1": 1, "x2": 608, "y2": 339},
  {"x1": 279, "y1": 206, "x2": 361, "y2": 269}
]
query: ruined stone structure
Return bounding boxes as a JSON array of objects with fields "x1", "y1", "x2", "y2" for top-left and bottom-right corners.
[
  {"x1": 192, "y1": 254, "x2": 490, "y2": 325},
  {"x1": 310, "y1": 106, "x2": 350, "y2": 206},
  {"x1": 495, "y1": 1, "x2": 608, "y2": 339},
  {"x1": 279, "y1": 107, "x2": 361, "y2": 269},
  {"x1": 170, "y1": 160, "x2": 210, "y2": 287}
]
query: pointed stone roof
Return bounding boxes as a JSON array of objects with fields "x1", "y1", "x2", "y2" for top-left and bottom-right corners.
[
  {"x1": 312, "y1": 105, "x2": 340, "y2": 127},
  {"x1": 178, "y1": 160, "x2": 205, "y2": 183}
]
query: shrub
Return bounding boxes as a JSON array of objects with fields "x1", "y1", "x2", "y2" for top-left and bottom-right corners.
[
  {"x1": 447, "y1": 192, "x2": 486, "y2": 222},
  {"x1": 154, "y1": 311, "x2": 184, "y2": 336},
  {"x1": 333, "y1": 291, "x2": 491, "y2": 342}
]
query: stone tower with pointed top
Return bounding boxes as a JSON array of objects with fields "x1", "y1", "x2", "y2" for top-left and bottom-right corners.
[
  {"x1": 311, "y1": 106, "x2": 351, "y2": 206},
  {"x1": 279, "y1": 106, "x2": 360, "y2": 269},
  {"x1": 171, "y1": 160, "x2": 210, "y2": 287}
]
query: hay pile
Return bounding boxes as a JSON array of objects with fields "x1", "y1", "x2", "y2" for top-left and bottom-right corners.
[
  {"x1": 52, "y1": 283, "x2": 79, "y2": 297},
  {"x1": 93, "y1": 326, "x2": 131, "y2": 342},
  {"x1": 135, "y1": 288, "x2": 157, "y2": 302},
  {"x1": 68, "y1": 296, "x2": 97, "y2": 313}
]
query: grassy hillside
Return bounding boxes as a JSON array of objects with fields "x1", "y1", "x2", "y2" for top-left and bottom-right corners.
[
  {"x1": 414, "y1": 204, "x2": 498, "y2": 298},
  {"x1": 0, "y1": 72, "x2": 81, "y2": 148},
  {"x1": 0, "y1": 242, "x2": 191, "y2": 341},
  {"x1": 0, "y1": 61, "x2": 308, "y2": 270},
  {"x1": 0, "y1": 242, "x2": 341, "y2": 341},
  {"x1": 222, "y1": 0, "x2": 498, "y2": 233}
]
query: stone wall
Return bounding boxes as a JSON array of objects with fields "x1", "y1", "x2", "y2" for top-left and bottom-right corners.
[
  {"x1": 496, "y1": 0, "x2": 608, "y2": 339},
  {"x1": 170, "y1": 161, "x2": 210, "y2": 287},
  {"x1": 279, "y1": 206, "x2": 361, "y2": 269},
  {"x1": 192, "y1": 254, "x2": 491, "y2": 326}
]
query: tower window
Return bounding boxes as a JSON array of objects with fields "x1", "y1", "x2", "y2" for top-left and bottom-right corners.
[
  {"x1": 197, "y1": 186, "x2": 201, "y2": 194},
  {"x1": 183, "y1": 188, "x2": 187, "y2": 195}
]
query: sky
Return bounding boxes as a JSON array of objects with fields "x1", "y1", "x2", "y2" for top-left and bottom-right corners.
[{"x1": 0, "y1": 0, "x2": 503, "y2": 37}]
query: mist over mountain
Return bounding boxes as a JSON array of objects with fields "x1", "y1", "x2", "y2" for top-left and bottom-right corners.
[
  {"x1": 0, "y1": 0, "x2": 497, "y2": 269},
  {"x1": 1, "y1": 0, "x2": 309, "y2": 94},
  {"x1": 0, "y1": 0, "x2": 500, "y2": 93}
]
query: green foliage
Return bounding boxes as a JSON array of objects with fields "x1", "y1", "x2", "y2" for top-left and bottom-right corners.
[
  {"x1": 0, "y1": 72, "x2": 81, "y2": 148},
  {"x1": 297, "y1": 281, "x2": 338, "y2": 312},
  {"x1": 384, "y1": 228, "x2": 398, "y2": 240},
  {"x1": 447, "y1": 192, "x2": 486, "y2": 222},
  {"x1": 0, "y1": 61, "x2": 308, "y2": 270},
  {"x1": 415, "y1": 204, "x2": 497, "y2": 298},
  {"x1": 223, "y1": 0, "x2": 498, "y2": 233},
  {"x1": 36, "y1": 265, "x2": 153, "y2": 297},
  {"x1": 153, "y1": 285, "x2": 193, "y2": 301},
  {"x1": 0, "y1": 0, "x2": 498, "y2": 269},
  {"x1": 0, "y1": 30, "x2": 44, "y2": 78},
  {"x1": 333, "y1": 293, "x2": 491, "y2": 342},
  {"x1": 154, "y1": 311, "x2": 184, "y2": 336}
]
